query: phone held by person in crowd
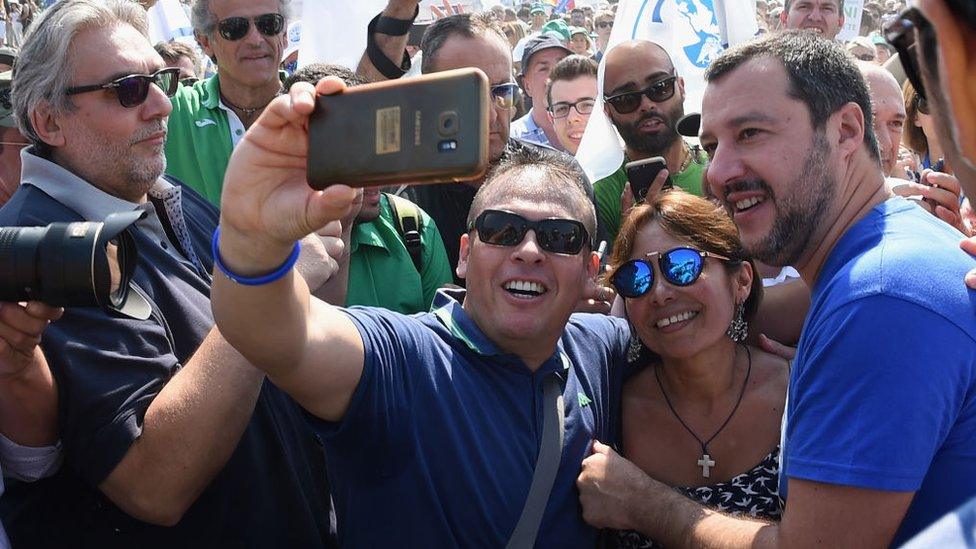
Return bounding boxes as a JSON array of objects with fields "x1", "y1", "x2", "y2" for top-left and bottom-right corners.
[
  {"x1": 307, "y1": 68, "x2": 490, "y2": 189},
  {"x1": 625, "y1": 156, "x2": 673, "y2": 203}
]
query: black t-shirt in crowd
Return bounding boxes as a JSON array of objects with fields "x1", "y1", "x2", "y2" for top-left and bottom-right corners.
[{"x1": 0, "y1": 178, "x2": 336, "y2": 548}]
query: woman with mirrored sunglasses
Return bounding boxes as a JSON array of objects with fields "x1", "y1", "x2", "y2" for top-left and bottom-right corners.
[{"x1": 602, "y1": 191, "x2": 788, "y2": 548}]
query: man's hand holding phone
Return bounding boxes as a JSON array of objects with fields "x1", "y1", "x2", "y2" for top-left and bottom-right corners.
[
  {"x1": 620, "y1": 166, "x2": 670, "y2": 217},
  {"x1": 217, "y1": 78, "x2": 358, "y2": 277}
]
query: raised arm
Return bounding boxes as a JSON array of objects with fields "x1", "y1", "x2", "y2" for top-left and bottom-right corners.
[
  {"x1": 356, "y1": 0, "x2": 421, "y2": 82},
  {"x1": 211, "y1": 78, "x2": 366, "y2": 423}
]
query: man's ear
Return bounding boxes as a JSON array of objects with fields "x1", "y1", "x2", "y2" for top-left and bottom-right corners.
[
  {"x1": 779, "y1": 9, "x2": 788, "y2": 26},
  {"x1": 456, "y1": 233, "x2": 471, "y2": 280},
  {"x1": 832, "y1": 101, "x2": 867, "y2": 161},
  {"x1": 195, "y1": 31, "x2": 214, "y2": 60},
  {"x1": 586, "y1": 250, "x2": 600, "y2": 279},
  {"x1": 29, "y1": 100, "x2": 66, "y2": 149}
]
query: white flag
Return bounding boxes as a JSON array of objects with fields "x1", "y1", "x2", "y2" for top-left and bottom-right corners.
[
  {"x1": 299, "y1": 0, "x2": 388, "y2": 70},
  {"x1": 146, "y1": 0, "x2": 194, "y2": 43},
  {"x1": 576, "y1": 0, "x2": 758, "y2": 183}
]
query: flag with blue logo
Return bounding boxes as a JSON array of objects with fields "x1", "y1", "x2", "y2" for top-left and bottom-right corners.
[{"x1": 576, "y1": 0, "x2": 759, "y2": 183}]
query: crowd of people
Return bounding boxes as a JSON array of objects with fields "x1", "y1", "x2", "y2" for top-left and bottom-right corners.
[{"x1": 0, "y1": 0, "x2": 975, "y2": 547}]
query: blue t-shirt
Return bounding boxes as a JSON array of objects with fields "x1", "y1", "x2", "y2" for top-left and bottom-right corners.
[
  {"x1": 308, "y1": 291, "x2": 630, "y2": 547},
  {"x1": 780, "y1": 198, "x2": 976, "y2": 545}
]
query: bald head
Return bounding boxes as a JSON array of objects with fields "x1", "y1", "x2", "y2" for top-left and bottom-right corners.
[
  {"x1": 603, "y1": 40, "x2": 675, "y2": 96},
  {"x1": 859, "y1": 63, "x2": 906, "y2": 176}
]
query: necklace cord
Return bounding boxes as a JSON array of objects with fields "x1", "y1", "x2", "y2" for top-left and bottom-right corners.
[{"x1": 654, "y1": 345, "x2": 753, "y2": 455}]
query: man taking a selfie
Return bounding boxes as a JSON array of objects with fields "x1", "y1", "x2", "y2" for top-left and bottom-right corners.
[{"x1": 211, "y1": 74, "x2": 631, "y2": 546}]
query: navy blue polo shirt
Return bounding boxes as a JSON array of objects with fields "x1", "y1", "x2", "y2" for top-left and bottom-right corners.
[{"x1": 310, "y1": 290, "x2": 630, "y2": 547}]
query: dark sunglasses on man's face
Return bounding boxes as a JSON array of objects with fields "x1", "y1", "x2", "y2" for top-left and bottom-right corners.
[
  {"x1": 470, "y1": 209, "x2": 591, "y2": 255},
  {"x1": 597, "y1": 21, "x2": 613, "y2": 29},
  {"x1": 610, "y1": 247, "x2": 732, "y2": 298},
  {"x1": 218, "y1": 13, "x2": 285, "y2": 41},
  {"x1": 66, "y1": 67, "x2": 180, "y2": 108},
  {"x1": 605, "y1": 75, "x2": 678, "y2": 115},
  {"x1": 884, "y1": 7, "x2": 929, "y2": 101}
]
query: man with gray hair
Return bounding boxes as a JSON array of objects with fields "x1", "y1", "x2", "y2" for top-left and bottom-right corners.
[
  {"x1": 163, "y1": 0, "x2": 289, "y2": 206},
  {"x1": 0, "y1": 1, "x2": 336, "y2": 545}
]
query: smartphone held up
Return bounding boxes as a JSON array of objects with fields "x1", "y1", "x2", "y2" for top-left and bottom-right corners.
[{"x1": 307, "y1": 68, "x2": 490, "y2": 189}]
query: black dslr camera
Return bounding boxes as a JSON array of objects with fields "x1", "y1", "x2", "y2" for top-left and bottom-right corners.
[{"x1": 0, "y1": 210, "x2": 149, "y2": 317}]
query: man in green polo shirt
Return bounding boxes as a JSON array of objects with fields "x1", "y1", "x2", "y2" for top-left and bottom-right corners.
[
  {"x1": 347, "y1": 189, "x2": 454, "y2": 314},
  {"x1": 594, "y1": 40, "x2": 707, "y2": 245},
  {"x1": 165, "y1": 0, "x2": 288, "y2": 205}
]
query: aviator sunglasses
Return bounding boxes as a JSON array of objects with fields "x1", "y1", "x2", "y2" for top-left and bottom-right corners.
[
  {"x1": 604, "y1": 75, "x2": 678, "y2": 115},
  {"x1": 66, "y1": 67, "x2": 180, "y2": 108},
  {"x1": 610, "y1": 247, "x2": 733, "y2": 298},
  {"x1": 490, "y1": 83, "x2": 520, "y2": 110},
  {"x1": 470, "y1": 209, "x2": 591, "y2": 255},
  {"x1": 218, "y1": 13, "x2": 285, "y2": 41}
]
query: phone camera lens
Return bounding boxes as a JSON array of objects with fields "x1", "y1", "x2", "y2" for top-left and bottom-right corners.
[{"x1": 438, "y1": 111, "x2": 459, "y2": 136}]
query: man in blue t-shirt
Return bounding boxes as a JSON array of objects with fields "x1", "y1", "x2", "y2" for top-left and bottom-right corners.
[
  {"x1": 211, "y1": 78, "x2": 630, "y2": 546},
  {"x1": 576, "y1": 30, "x2": 976, "y2": 547}
]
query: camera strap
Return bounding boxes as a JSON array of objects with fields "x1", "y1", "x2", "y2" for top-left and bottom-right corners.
[{"x1": 505, "y1": 374, "x2": 565, "y2": 549}]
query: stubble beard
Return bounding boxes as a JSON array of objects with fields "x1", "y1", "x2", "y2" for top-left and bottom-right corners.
[
  {"x1": 750, "y1": 132, "x2": 835, "y2": 267},
  {"x1": 617, "y1": 102, "x2": 684, "y2": 157}
]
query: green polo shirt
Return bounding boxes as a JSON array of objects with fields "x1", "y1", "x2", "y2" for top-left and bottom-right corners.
[
  {"x1": 593, "y1": 150, "x2": 707, "y2": 246},
  {"x1": 165, "y1": 75, "x2": 237, "y2": 206},
  {"x1": 347, "y1": 193, "x2": 454, "y2": 315}
]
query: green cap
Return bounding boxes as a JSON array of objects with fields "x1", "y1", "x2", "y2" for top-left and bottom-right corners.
[{"x1": 541, "y1": 19, "x2": 571, "y2": 42}]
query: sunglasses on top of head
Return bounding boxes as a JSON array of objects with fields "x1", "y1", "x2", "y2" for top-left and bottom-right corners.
[
  {"x1": 610, "y1": 247, "x2": 734, "y2": 298},
  {"x1": 604, "y1": 75, "x2": 678, "y2": 115},
  {"x1": 66, "y1": 67, "x2": 180, "y2": 108},
  {"x1": 470, "y1": 209, "x2": 591, "y2": 255},
  {"x1": 217, "y1": 13, "x2": 285, "y2": 41},
  {"x1": 884, "y1": 7, "x2": 929, "y2": 101}
]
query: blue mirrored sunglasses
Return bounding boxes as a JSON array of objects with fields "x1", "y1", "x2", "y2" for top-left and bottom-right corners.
[{"x1": 610, "y1": 247, "x2": 732, "y2": 298}]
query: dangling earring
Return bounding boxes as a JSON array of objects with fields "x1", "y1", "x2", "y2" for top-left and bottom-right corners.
[
  {"x1": 627, "y1": 322, "x2": 645, "y2": 363},
  {"x1": 726, "y1": 302, "x2": 748, "y2": 342}
]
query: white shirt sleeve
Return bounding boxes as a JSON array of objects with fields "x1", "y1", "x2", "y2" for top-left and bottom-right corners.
[{"x1": 0, "y1": 433, "x2": 61, "y2": 482}]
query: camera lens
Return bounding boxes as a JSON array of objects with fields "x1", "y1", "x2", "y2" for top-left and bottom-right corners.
[
  {"x1": 437, "y1": 111, "x2": 459, "y2": 136},
  {"x1": 0, "y1": 212, "x2": 143, "y2": 312}
]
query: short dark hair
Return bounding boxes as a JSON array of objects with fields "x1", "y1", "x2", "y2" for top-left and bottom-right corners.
[
  {"x1": 468, "y1": 145, "x2": 597, "y2": 247},
  {"x1": 420, "y1": 13, "x2": 508, "y2": 74},
  {"x1": 545, "y1": 54, "x2": 598, "y2": 109},
  {"x1": 282, "y1": 62, "x2": 370, "y2": 91},
  {"x1": 784, "y1": 0, "x2": 845, "y2": 12},
  {"x1": 154, "y1": 40, "x2": 198, "y2": 66},
  {"x1": 705, "y1": 30, "x2": 880, "y2": 164}
]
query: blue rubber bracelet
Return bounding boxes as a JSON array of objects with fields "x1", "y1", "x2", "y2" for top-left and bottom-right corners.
[{"x1": 211, "y1": 227, "x2": 301, "y2": 286}]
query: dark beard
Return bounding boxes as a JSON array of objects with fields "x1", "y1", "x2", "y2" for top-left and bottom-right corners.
[
  {"x1": 749, "y1": 132, "x2": 835, "y2": 266},
  {"x1": 616, "y1": 103, "x2": 684, "y2": 156}
]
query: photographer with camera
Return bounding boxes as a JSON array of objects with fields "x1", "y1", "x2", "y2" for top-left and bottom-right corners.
[{"x1": 0, "y1": 1, "x2": 336, "y2": 545}]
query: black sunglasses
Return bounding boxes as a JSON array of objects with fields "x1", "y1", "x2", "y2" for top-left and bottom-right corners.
[
  {"x1": 884, "y1": 7, "x2": 928, "y2": 101},
  {"x1": 490, "y1": 83, "x2": 520, "y2": 110},
  {"x1": 470, "y1": 209, "x2": 591, "y2": 255},
  {"x1": 610, "y1": 247, "x2": 733, "y2": 298},
  {"x1": 218, "y1": 13, "x2": 285, "y2": 41},
  {"x1": 66, "y1": 67, "x2": 180, "y2": 108},
  {"x1": 597, "y1": 21, "x2": 613, "y2": 29},
  {"x1": 605, "y1": 75, "x2": 678, "y2": 115}
]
